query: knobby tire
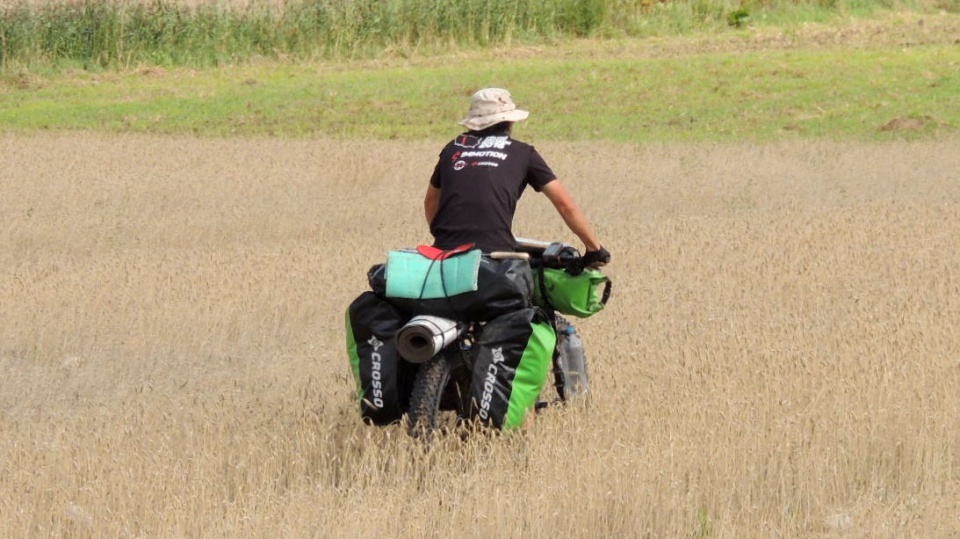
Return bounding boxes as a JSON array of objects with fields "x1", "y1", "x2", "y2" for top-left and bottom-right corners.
[{"x1": 407, "y1": 354, "x2": 453, "y2": 439}]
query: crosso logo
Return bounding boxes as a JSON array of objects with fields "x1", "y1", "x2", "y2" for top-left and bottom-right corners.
[
  {"x1": 453, "y1": 160, "x2": 466, "y2": 171},
  {"x1": 478, "y1": 347, "x2": 506, "y2": 420},
  {"x1": 367, "y1": 336, "x2": 385, "y2": 408}
]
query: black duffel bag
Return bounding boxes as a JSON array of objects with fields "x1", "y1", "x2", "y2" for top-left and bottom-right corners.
[{"x1": 367, "y1": 252, "x2": 534, "y2": 322}]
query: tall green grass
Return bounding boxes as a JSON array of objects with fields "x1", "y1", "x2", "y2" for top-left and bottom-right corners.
[{"x1": 0, "y1": 0, "x2": 941, "y2": 72}]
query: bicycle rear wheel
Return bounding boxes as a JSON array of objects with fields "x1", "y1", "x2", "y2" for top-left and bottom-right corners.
[{"x1": 407, "y1": 353, "x2": 471, "y2": 439}]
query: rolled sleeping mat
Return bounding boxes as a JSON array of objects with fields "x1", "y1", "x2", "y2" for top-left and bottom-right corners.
[{"x1": 396, "y1": 315, "x2": 461, "y2": 363}]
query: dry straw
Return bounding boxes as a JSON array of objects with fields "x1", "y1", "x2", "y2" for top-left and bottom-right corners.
[{"x1": 1, "y1": 133, "x2": 959, "y2": 536}]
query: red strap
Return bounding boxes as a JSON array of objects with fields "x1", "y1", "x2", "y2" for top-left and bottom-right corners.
[{"x1": 416, "y1": 243, "x2": 476, "y2": 260}]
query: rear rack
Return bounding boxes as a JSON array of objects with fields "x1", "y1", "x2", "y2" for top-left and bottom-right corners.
[{"x1": 489, "y1": 251, "x2": 531, "y2": 260}]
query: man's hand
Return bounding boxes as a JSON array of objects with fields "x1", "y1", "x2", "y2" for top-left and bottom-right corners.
[{"x1": 582, "y1": 246, "x2": 611, "y2": 268}]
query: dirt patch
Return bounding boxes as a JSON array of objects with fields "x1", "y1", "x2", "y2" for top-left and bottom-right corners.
[
  {"x1": 879, "y1": 114, "x2": 940, "y2": 132},
  {"x1": 0, "y1": 71, "x2": 45, "y2": 91},
  {"x1": 609, "y1": 12, "x2": 960, "y2": 57}
]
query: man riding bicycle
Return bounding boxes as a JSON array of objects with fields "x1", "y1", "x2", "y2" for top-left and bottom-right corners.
[
  {"x1": 346, "y1": 88, "x2": 610, "y2": 431},
  {"x1": 425, "y1": 88, "x2": 610, "y2": 267}
]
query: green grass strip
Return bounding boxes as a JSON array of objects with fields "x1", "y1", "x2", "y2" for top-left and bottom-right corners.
[{"x1": 2, "y1": 43, "x2": 956, "y2": 142}]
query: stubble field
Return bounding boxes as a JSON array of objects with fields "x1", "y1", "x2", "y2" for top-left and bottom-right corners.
[{"x1": 2, "y1": 133, "x2": 960, "y2": 537}]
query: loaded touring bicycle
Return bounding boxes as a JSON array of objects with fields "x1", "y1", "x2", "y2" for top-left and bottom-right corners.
[{"x1": 346, "y1": 237, "x2": 611, "y2": 437}]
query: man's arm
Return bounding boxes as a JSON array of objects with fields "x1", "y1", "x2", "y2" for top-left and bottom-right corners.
[
  {"x1": 424, "y1": 184, "x2": 441, "y2": 225},
  {"x1": 541, "y1": 180, "x2": 602, "y2": 253}
]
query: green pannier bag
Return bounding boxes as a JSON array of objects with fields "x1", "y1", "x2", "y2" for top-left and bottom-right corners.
[{"x1": 534, "y1": 267, "x2": 611, "y2": 318}]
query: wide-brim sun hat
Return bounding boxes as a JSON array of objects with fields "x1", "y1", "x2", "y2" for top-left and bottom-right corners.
[{"x1": 458, "y1": 88, "x2": 529, "y2": 131}]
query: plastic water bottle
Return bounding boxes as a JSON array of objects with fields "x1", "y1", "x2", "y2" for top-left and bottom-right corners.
[{"x1": 557, "y1": 324, "x2": 589, "y2": 399}]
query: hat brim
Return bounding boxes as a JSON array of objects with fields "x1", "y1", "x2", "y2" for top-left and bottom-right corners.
[{"x1": 458, "y1": 109, "x2": 529, "y2": 131}]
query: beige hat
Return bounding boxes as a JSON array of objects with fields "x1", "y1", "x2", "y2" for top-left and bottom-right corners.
[{"x1": 458, "y1": 88, "x2": 530, "y2": 131}]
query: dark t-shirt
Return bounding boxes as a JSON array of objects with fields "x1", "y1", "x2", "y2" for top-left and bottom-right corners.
[{"x1": 429, "y1": 130, "x2": 556, "y2": 252}]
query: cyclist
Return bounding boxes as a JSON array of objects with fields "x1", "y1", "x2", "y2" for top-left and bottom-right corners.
[{"x1": 424, "y1": 88, "x2": 610, "y2": 267}]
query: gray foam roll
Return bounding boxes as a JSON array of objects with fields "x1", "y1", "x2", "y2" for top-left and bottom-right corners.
[{"x1": 396, "y1": 315, "x2": 461, "y2": 363}]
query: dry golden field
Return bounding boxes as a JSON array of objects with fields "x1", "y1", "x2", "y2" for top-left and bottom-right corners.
[{"x1": 2, "y1": 133, "x2": 960, "y2": 537}]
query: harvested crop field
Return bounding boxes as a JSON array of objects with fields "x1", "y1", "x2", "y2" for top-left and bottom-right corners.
[{"x1": 2, "y1": 133, "x2": 960, "y2": 537}]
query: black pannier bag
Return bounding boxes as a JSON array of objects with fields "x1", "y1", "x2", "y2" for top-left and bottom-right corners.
[
  {"x1": 345, "y1": 291, "x2": 416, "y2": 425},
  {"x1": 367, "y1": 255, "x2": 534, "y2": 322},
  {"x1": 468, "y1": 307, "x2": 557, "y2": 430}
]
